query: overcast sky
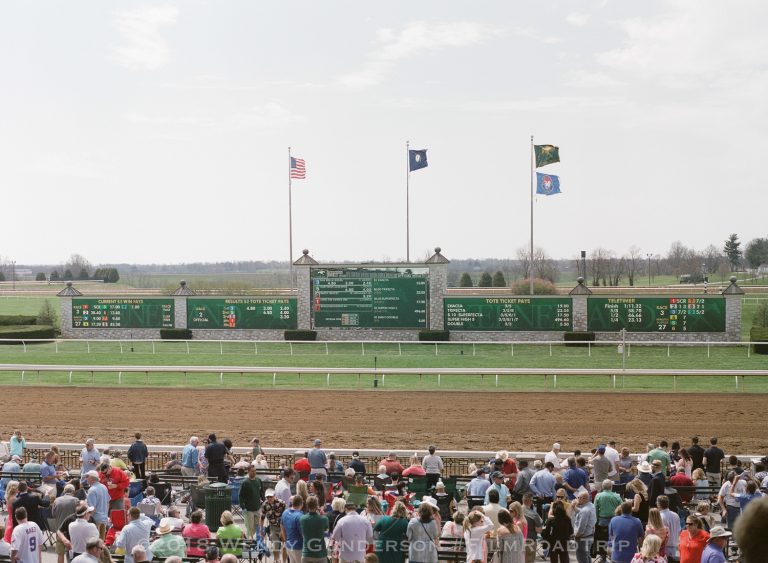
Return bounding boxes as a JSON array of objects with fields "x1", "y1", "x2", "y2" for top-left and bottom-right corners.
[{"x1": 2, "y1": 0, "x2": 766, "y2": 266}]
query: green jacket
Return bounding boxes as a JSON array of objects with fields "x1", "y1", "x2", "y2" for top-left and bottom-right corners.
[{"x1": 239, "y1": 477, "x2": 264, "y2": 511}]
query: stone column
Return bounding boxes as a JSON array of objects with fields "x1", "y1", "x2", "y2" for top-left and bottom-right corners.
[
  {"x1": 721, "y1": 276, "x2": 744, "y2": 342},
  {"x1": 568, "y1": 277, "x2": 592, "y2": 332},
  {"x1": 174, "y1": 297, "x2": 187, "y2": 328},
  {"x1": 56, "y1": 282, "x2": 82, "y2": 338},
  {"x1": 425, "y1": 247, "x2": 450, "y2": 330},
  {"x1": 293, "y1": 250, "x2": 318, "y2": 330}
]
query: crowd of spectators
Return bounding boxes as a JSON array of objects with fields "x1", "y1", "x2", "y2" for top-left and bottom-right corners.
[{"x1": 2, "y1": 432, "x2": 768, "y2": 563}]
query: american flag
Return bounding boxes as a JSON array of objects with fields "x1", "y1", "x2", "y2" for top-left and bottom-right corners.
[{"x1": 290, "y1": 157, "x2": 306, "y2": 179}]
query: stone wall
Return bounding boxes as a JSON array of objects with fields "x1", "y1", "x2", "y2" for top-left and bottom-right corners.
[
  {"x1": 449, "y1": 331, "x2": 568, "y2": 342},
  {"x1": 428, "y1": 262, "x2": 448, "y2": 330},
  {"x1": 571, "y1": 294, "x2": 588, "y2": 331},
  {"x1": 725, "y1": 294, "x2": 742, "y2": 342}
]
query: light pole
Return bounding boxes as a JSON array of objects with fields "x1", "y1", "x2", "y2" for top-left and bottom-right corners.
[
  {"x1": 646, "y1": 254, "x2": 652, "y2": 287},
  {"x1": 11, "y1": 260, "x2": 15, "y2": 291}
]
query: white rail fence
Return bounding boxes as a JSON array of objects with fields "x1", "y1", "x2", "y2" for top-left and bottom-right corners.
[{"x1": 1, "y1": 363, "x2": 767, "y2": 391}]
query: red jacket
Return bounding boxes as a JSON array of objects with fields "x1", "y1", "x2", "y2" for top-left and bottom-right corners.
[{"x1": 100, "y1": 468, "x2": 130, "y2": 501}]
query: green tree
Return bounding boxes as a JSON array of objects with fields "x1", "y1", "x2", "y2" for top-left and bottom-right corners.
[
  {"x1": 105, "y1": 268, "x2": 120, "y2": 283},
  {"x1": 0, "y1": 272, "x2": 5, "y2": 282},
  {"x1": 753, "y1": 302, "x2": 768, "y2": 328},
  {"x1": 78, "y1": 267, "x2": 90, "y2": 280},
  {"x1": 459, "y1": 272, "x2": 473, "y2": 287},
  {"x1": 744, "y1": 237, "x2": 768, "y2": 269},
  {"x1": 724, "y1": 233, "x2": 742, "y2": 270},
  {"x1": 478, "y1": 272, "x2": 493, "y2": 287},
  {"x1": 35, "y1": 272, "x2": 46, "y2": 281},
  {"x1": 50, "y1": 270, "x2": 60, "y2": 281},
  {"x1": 37, "y1": 300, "x2": 57, "y2": 327},
  {"x1": 492, "y1": 271, "x2": 507, "y2": 287},
  {"x1": 63, "y1": 269, "x2": 73, "y2": 280}
]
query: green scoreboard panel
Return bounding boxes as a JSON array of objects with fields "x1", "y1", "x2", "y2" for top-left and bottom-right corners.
[
  {"x1": 72, "y1": 298, "x2": 174, "y2": 329},
  {"x1": 444, "y1": 297, "x2": 573, "y2": 331},
  {"x1": 311, "y1": 267, "x2": 428, "y2": 328},
  {"x1": 187, "y1": 298, "x2": 297, "y2": 329},
  {"x1": 587, "y1": 297, "x2": 725, "y2": 332}
]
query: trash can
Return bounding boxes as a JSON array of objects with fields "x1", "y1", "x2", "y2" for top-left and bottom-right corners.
[{"x1": 204, "y1": 482, "x2": 232, "y2": 531}]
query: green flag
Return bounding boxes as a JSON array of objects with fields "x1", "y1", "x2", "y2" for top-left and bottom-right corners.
[{"x1": 535, "y1": 144, "x2": 560, "y2": 168}]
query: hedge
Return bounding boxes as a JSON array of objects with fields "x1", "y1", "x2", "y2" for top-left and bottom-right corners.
[
  {"x1": 160, "y1": 328, "x2": 192, "y2": 340},
  {"x1": 0, "y1": 325, "x2": 55, "y2": 344},
  {"x1": 284, "y1": 330, "x2": 317, "y2": 341},
  {"x1": 564, "y1": 331, "x2": 596, "y2": 347},
  {"x1": 751, "y1": 328, "x2": 768, "y2": 355},
  {"x1": 418, "y1": 330, "x2": 450, "y2": 342},
  {"x1": 0, "y1": 315, "x2": 37, "y2": 326}
]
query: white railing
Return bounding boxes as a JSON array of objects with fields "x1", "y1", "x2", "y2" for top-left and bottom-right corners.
[{"x1": 1, "y1": 363, "x2": 766, "y2": 390}]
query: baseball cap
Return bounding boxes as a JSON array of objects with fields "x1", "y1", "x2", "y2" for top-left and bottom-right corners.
[
  {"x1": 265, "y1": 489, "x2": 275, "y2": 497},
  {"x1": 314, "y1": 439, "x2": 322, "y2": 446},
  {"x1": 76, "y1": 505, "x2": 95, "y2": 517}
]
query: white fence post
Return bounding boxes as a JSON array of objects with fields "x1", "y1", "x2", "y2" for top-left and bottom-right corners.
[
  {"x1": 68, "y1": 371, "x2": 72, "y2": 384},
  {"x1": 87, "y1": 341, "x2": 90, "y2": 354},
  {"x1": 186, "y1": 341, "x2": 190, "y2": 355},
  {"x1": 325, "y1": 342, "x2": 329, "y2": 356},
  {"x1": 152, "y1": 341, "x2": 155, "y2": 354},
  {"x1": 326, "y1": 373, "x2": 330, "y2": 386},
  {"x1": 495, "y1": 374, "x2": 498, "y2": 387},
  {"x1": 473, "y1": 343, "x2": 476, "y2": 357},
  {"x1": 118, "y1": 371, "x2": 122, "y2": 385},
  {"x1": 398, "y1": 343, "x2": 402, "y2": 356},
  {"x1": 289, "y1": 342, "x2": 293, "y2": 356}
]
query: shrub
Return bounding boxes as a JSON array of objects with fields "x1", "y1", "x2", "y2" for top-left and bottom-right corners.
[
  {"x1": 751, "y1": 328, "x2": 768, "y2": 355},
  {"x1": 753, "y1": 302, "x2": 768, "y2": 329},
  {"x1": 478, "y1": 272, "x2": 493, "y2": 287},
  {"x1": 459, "y1": 273, "x2": 473, "y2": 287},
  {"x1": 418, "y1": 330, "x2": 450, "y2": 342},
  {"x1": 492, "y1": 271, "x2": 507, "y2": 287},
  {"x1": 285, "y1": 330, "x2": 317, "y2": 341},
  {"x1": 510, "y1": 278, "x2": 558, "y2": 295},
  {"x1": 37, "y1": 301, "x2": 57, "y2": 327},
  {"x1": 0, "y1": 325, "x2": 55, "y2": 343},
  {"x1": 564, "y1": 331, "x2": 595, "y2": 347},
  {"x1": 160, "y1": 328, "x2": 192, "y2": 340},
  {"x1": 0, "y1": 315, "x2": 37, "y2": 326},
  {"x1": 35, "y1": 272, "x2": 46, "y2": 281}
]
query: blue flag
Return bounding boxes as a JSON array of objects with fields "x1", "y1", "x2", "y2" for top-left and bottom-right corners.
[
  {"x1": 409, "y1": 149, "x2": 428, "y2": 172},
  {"x1": 536, "y1": 172, "x2": 561, "y2": 195}
]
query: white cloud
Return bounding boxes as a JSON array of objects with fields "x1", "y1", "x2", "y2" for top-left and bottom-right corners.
[
  {"x1": 566, "y1": 13, "x2": 590, "y2": 26},
  {"x1": 112, "y1": 6, "x2": 179, "y2": 70},
  {"x1": 340, "y1": 21, "x2": 503, "y2": 88},
  {"x1": 233, "y1": 102, "x2": 305, "y2": 128}
]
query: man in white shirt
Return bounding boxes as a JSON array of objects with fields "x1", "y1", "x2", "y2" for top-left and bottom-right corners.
[
  {"x1": 422, "y1": 445, "x2": 444, "y2": 489},
  {"x1": 0, "y1": 440, "x2": 9, "y2": 462},
  {"x1": 116, "y1": 507, "x2": 154, "y2": 563},
  {"x1": 331, "y1": 501, "x2": 373, "y2": 563},
  {"x1": 71, "y1": 537, "x2": 104, "y2": 563},
  {"x1": 68, "y1": 505, "x2": 98, "y2": 558},
  {"x1": 274, "y1": 468, "x2": 295, "y2": 506},
  {"x1": 545, "y1": 443, "x2": 561, "y2": 469},
  {"x1": 604, "y1": 441, "x2": 621, "y2": 481},
  {"x1": 10, "y1": 507, "x2": 43, "y2": 563}
]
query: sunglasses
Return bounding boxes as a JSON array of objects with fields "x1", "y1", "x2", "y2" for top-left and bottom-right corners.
[{"x1": 686, "y1": 522, "x2": 697, "y2": 526}]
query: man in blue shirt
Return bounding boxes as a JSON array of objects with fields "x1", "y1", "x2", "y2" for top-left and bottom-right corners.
[
  {"x1": 530, "y1": 462, "x2": 557, "y2": 504},
  {"x1": 281, "y1": 495, "x2": 305, "y2": 563},
  {"x1": 484, "y1": 471, "x2": 511, "y2": 509},
  {"x1": 306, "y1": 439, "x2": 327, "y2": 481},
  {"x1": 181, "y1": 436, "x2": 199, "y2": 477},
  {"x1": 468, "y1": 467, "x2": 491, "y2": 498},
  {"x1": 562, "y1": 457, "x2": 589, "y2": 500},
  {"x1": 700, "y1": 526, "x2": 730, "y2": 563},
  {"x1": 85, "y1": 471, "x2": 109, "y2": 539},
  {"x1": 608, "y1": 502, "x2": 644, "y2": 563}
]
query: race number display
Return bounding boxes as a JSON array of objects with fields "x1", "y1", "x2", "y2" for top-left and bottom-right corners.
[{"x1": 587, "y1": 297, "x2": 725, "y2": 332}]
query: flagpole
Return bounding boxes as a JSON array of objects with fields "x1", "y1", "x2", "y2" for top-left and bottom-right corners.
[
  {"x1": 530, "y1": 135, "x2": 535, "y2": 296},
  {"x1": 406, "y1": 140, "x2": 410, "y2": 263},
  {"x1": 288, "y1": 146, "x2": 294, "y2": 291}
]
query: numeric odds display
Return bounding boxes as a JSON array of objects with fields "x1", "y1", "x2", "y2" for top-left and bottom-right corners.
[
  {"x1": 587, "y1": 297, "x2": 725, "y2": 332},
  {"x1": 72, "y1": 298, "x2": 174, "y2": 329},
  {"x1": 187, "y1": 298, "x2": 297, "y2": 329},
  {"x1": 444, "y1": 297, "x2": 573, "y2": 331},
  {"x1": 311, "y1": 267, "x2": 429, "y2": 328}
]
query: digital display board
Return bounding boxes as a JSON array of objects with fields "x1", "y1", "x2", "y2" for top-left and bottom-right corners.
[
  {"x1": 587, "y1": 297, "x2": 725, "y2": 332},
  {"x1": 187, "y1": 298, "x2": 297, "y2": 329},
  {"x1": 72, "y1": 298, "x2": 174, "y2": 329},
  {"x1": 311, "y1": 267, "x2": 428, "y2": 328},
  {"x1": 444, "y1": 297, "x2": 573, "y2": 331}
]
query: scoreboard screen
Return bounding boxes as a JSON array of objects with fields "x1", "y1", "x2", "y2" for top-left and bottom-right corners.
[
  {"x1": 444, "y1": 297, "x2": 573, "y2": 331},
  {"x1": 311, "y1": 267, "x2": 429, "y2": 328},
  {"x1": 587, "y1": 297, "x2": 726, "y2": 332},
  {"x1": 72, "y1": 298, "x2": 174, "y2": 329},
  {"x1": 187, "y1": 298, "x2": 297, "y2": 329}
]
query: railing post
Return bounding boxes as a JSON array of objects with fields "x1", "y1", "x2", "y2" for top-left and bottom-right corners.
[
  {"x1": 511, "y1": 343, "x2": 514, "y2": 357},
  {"x1": 21, "y1": 370, "x2": 24, "y2": 382},
  {"x1": 362, "y1": 342, "x2": 365, "y2": 356},
  {"x1": 495, "y1": 374, "x2": 498, "y2": 387},
  {"x1": 56, "y1": 341, "x2": 59, "y2": 353},
  {"x1": 398, "y1": 343, "x2": 402, "y2": 356},
  {"x1": 152, "y1": 341, "x2": 155, "y2": 354},
  {"x1": 326, "y1": 373, "x2": 330, "y2": 386},
  {"x1": 220, "y1": 372, "x2": 224, "y2": 384},
  {"x1": 473, "y1": 343, "x2": 476, "y2": 357},
  {"x1": 549, "y1": 343, "x2": 552, "y2": 357},
  {"x1": 289, "y1": 342, "x2": 293, "y2": 356},
  {"x1": 119, "y1": 341, "x2": 122, "y2": 354},
  {"x1": 119, "y1": 371, "x2": 122, "y2": 384},
  {"x1": 667, "y1": 344, "x2": 670, "y2": 357},
  {"x1": 437, "y1": 373, "x2": 441, "y2": 386},
  {"x1": 325, "y1": 342, "x2": 329, "y2": 355},
  {"x1": 435, "y1": 343, "x2": 438, "y2": 357},
  {"x1": 220, "y1": 341, "x2": 223, "y2": 355},
  {"x1": 553, "y1": 374, "x2": 557, "y2": 388},
  {"x1": 273, "y1": 372, "x2": 276, "y2": 386},
  {"x1": 69, "y1": 371, "x2": 72, "y2": 384},
  {"x1": 86, "y1": 341, "x2": 89, "y2": 354},
  {"x1": 673, "y1": 375, "x2": 676, "y2": 392},
  {"x1": 186, "y1": 341, "x2": 190, "y2": 355},
  {"x1": 707, "y1": 343, "x2": 710, "y2": 358},
  {"x1": 588, "y1": 342, "x2": 591, "y2": 357}
]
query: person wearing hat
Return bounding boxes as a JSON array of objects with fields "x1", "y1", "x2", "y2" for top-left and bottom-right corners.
[
  {"x1": 204, "y1": 434, "x2": 228, "y2": 484},
  {"x1": 485, "y1": 471, "x2": 511, "y2": 509},
  {"x1": 636, "y1": 460, "x2": 653, "y2": 487},
  {"x1": 349, "y1": 452, "x2": 366, "y2": 475},
  {"x1": 67, "y1": 505, "x2": 98, "y2": 559},
  {"x1": 700, "y1": 526, "x2": 731, "y2": 563},
  {"x1": 307, "y1": 439, "x2": 327, "y2": 481},
  {"x1": 647, "y1": 460, "x2": 666, "y2": 508},
  {"x1": 261, "y1": 489, "x2": 286, "y2": 562},
  {"x1": 150, "y1": 523, "x2": 186, "y2": 559},
  {"x1": 70, "y1": 536, "x2": 105, "y2": 563}
]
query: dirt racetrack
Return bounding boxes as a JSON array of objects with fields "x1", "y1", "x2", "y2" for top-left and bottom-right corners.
[{"x1": 7, "y1": 387, "x2": 768, "y2": 454}]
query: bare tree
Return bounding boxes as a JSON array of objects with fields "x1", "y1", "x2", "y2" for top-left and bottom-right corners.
[
  {"x1": 625, "y1": 246, "x2": 642, "y2": 287},
  {"x1": 515, "y1": 247, "x2": 531, "y2": 280},
  {"x1": 590, "y1": 247, "x2": 612, "y2": 286},
  {"x1": 517, "y1": 246, "x2": 557, "y2": 282}
]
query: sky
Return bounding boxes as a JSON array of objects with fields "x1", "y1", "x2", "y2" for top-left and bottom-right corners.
[{"x1": 1, "y1": 0, "x2": 767, "y2": 266}]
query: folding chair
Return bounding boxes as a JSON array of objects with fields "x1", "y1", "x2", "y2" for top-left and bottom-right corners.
[
  {"x1": 407, "y1": 476, "x2": 428, "y2": 497},
  {"x1": 43, "y1": 517, "x2": 57, "y2": 549},
  {"x1": 344, "y1": 485, "x2": 369, "y2": 507}
]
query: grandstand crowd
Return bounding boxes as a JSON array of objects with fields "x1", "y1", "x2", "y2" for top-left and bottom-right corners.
[{"x1": 1, "y1": 431, "x2": 767, "y2": 563}]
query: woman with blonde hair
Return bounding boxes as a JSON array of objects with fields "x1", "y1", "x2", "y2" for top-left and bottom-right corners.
[
  {"x1": 507, "y1": 502, "x2": 528, "y2": 538},
  {"x1": 296, "y1": 479, "x2": 309, "y2": 503},
  {"x1": 462, "y1": 510, "x2": 495, "y2": 563},
  {"x1": 625, "y1": 478, "x2": 650, "y2": 525},
  {"x1": 3, "y1": 481, "x2": 19, "y2": 543},
  {"x1": 216, "y1": 510, "x2": 245, "y2": 556},
  {"x1": 401, "y1": 454, "x2": 426, "y2": 478},
  {"x1": 373, "y1": 501, "x2": 409, "y2": 563},
  {"x1": 644, "y1": 508, "x2": 669, "y2": 555},
  {"x1": 361, "y1": 496, "x2": 386, "y2": 527},
  {"x1": 692, "y1": 501, "x2": 714, "y2": 531},
  {"x1": 691, "y1": 468, "x2": 710, "y2": 502},
  {"x1": 630, "y1": 534, "x2": 665, "y2": 563}
]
